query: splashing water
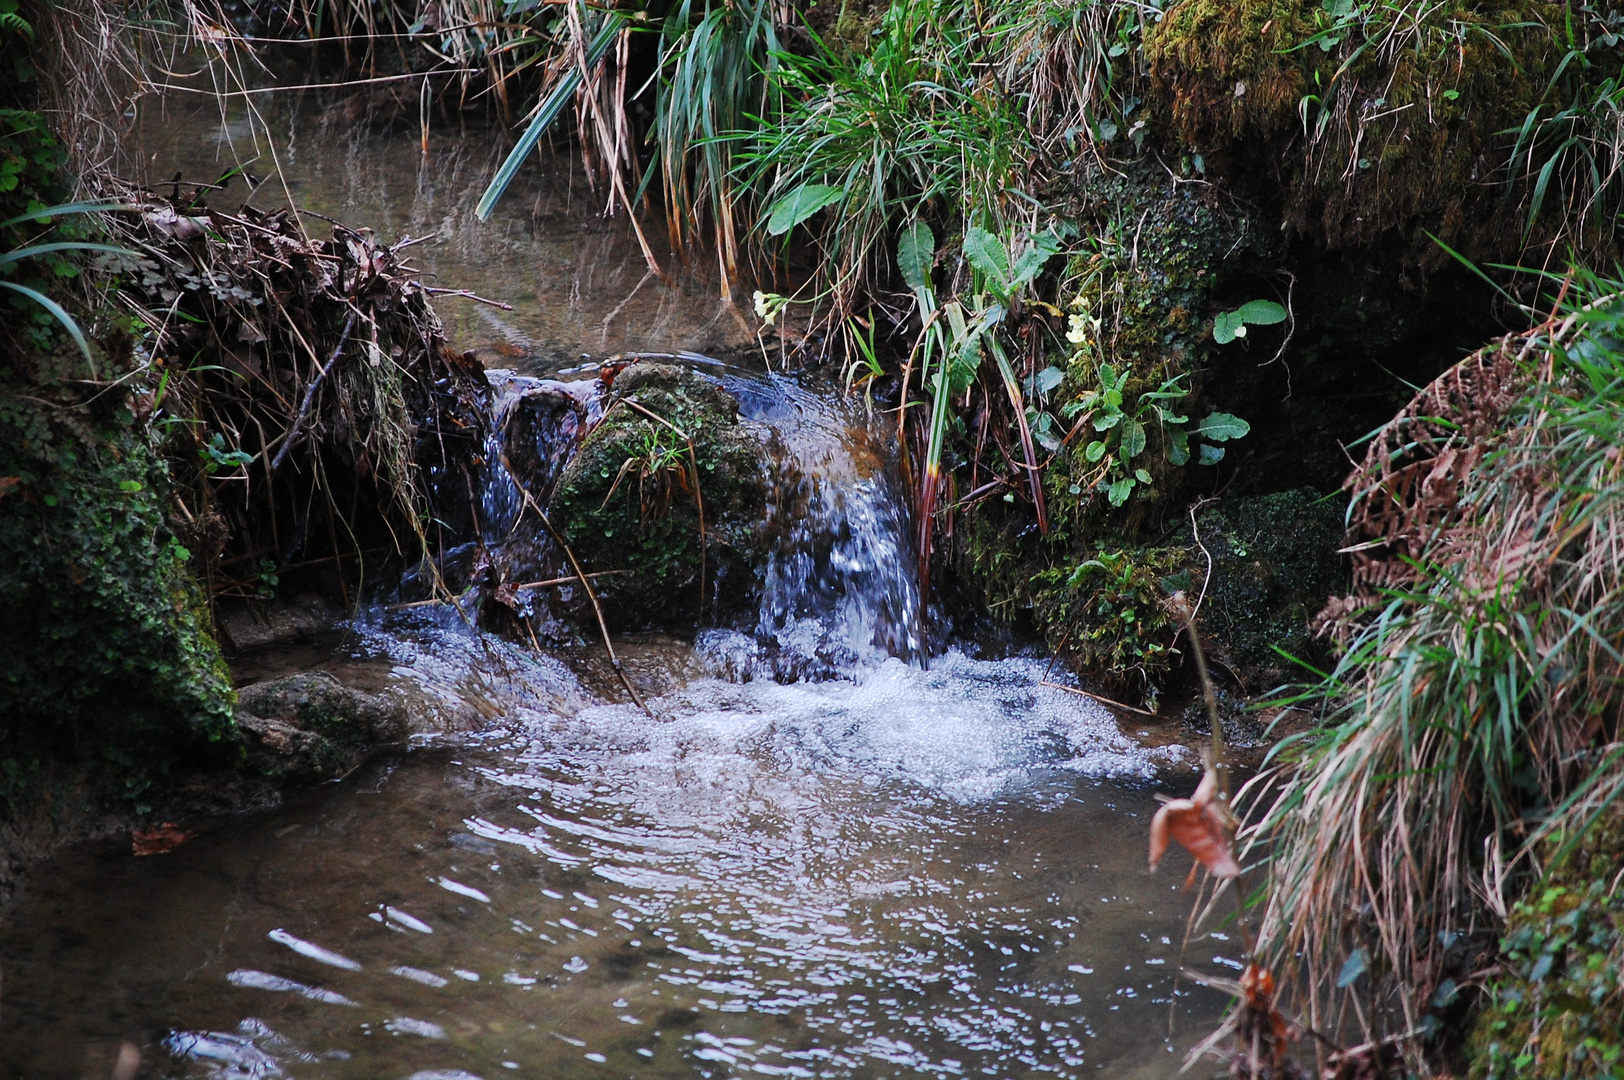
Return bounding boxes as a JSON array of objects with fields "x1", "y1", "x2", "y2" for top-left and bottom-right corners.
[{"x1": 1, "y1": 372, "x2": 1227, "y2": 1080}]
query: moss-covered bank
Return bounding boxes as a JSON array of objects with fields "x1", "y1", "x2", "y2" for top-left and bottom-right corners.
[
  {"x1": 1469, "y1": 802, "x2": 1624, "y2": 1080},
  {"x1": 0, "y1": 83, "x2": 236, "y2": 822}
]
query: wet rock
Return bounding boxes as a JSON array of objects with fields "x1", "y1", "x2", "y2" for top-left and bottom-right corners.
[
  {"x1": 549, "y1": 363, "x2": 770, "y2": 631},
  {"x1": 217, "y1": 593, "x2": 343, "y2": 651},
  {"x1": 235, "y1": 672, "x2": 408, "y2": 780}
]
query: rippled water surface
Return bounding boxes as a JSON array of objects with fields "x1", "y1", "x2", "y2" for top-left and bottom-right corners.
[
  {"x1": 0, "y1": 618, "x2": 1231, "y2": 1079},
  {"x1": 0, "y1": 334, "x2": 1236, "y2": 1080},
  {"x1": 0, "y1": 67, "x2": 1235, "y2": 1080}
]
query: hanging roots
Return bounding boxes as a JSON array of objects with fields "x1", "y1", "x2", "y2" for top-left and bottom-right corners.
[{"x1": 106, "y1": 188, "x2": 491, "y2": 606}]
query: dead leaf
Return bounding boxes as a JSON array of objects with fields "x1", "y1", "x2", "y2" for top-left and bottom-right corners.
[
  {"x1": 0, "y1": 476, "x2": 20, "y2": 501},
  {"x1": 1149, "y1": 763, "x2": 1240, "y2": 878},
  {"x1": 133, "y1": 822, "x2": 194, "y2": 856}
]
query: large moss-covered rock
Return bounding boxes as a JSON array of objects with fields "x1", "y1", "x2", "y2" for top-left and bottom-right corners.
[
  {"x1": 0, "y1": 380, "x2": 237, "y2": 792},
  {"x1": 549, "y1": 364, "x2": 769, "y2": 631},
  {"x1": 1193, "y1": 488, "x2": 1345, "y2": 687},
  {"x1": 1145, "y1": 0, "x2": 1594, "y2": 263},
  {"x1": 953, "y1": 490, "x2": 1343, "y2": 705}
]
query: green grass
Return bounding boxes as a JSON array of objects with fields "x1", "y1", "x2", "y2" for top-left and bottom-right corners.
[{"x1": 1237, "y1": 270, "x2": 1624, "y2": 1069}]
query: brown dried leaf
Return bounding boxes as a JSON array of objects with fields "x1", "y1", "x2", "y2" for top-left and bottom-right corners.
[
  {"x1": 132, "y1": 822, "x2": 194, "y2": 856},
  {"x1": 1149, "y1": 765, "x2": 1240, "y2": 879}
]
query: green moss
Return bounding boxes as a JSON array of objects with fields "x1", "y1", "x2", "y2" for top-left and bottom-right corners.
[
  {"x1": 1145, "y1": 0, "x2": 1593, "y2": 261},
  {"x1": 954, "y1": 487, "x2": 1344, "y2": 701},
  {"x1": 1194, "y1": 488, "x2": 1344, "y2": 684},
  {"x1": 1468, "y1": 802, "x2": 1624, "y2": 1080},
  {"x1": 955, "y1": 500, "x2": 1192, "y2": 702},
  {"x1": 0, "y1": 92, "x2": 235, "y2": 816},
  {"x1": 1045, "y1": 157, "x2": 1268, "y2": 529},
  {"x1": 0, "y1": 380, "x2": 238, "y2": 807},
  {"x1": 549, "y1": 364, "x2": 769, "y2": 630}
]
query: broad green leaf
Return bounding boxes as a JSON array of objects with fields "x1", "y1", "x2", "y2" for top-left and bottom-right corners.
[
  {"x1": 1199, "y1": 443, "x2": 1226, "y2": 465},
  {"x1": 1093, "y1": 412, "x2": 1122, "y2": 432},
  {"x1": 1134, "y1": 468, "x2": 1152, "y2": 484},
  {"x1": 1234, "y1": 299, "x2": 1287, "y2": 325},
  {"x1": 897, "y1": 220, "x2": 936, "y2": 293},
  {"x1": 1195, "y1": 411, "x2": 1251, "y2": 441},
  {"x1": 1214, "y1": 299, "x2": 1287, "y2": 344},
  {"x1": 765, "y1": 183, "x2": 845, "y2": 236},
  {"x1": 1085, "y1": 440, "x2": 1108, "y2": 462},
  {"x1": 963, "y1": 226, "x2": 1010, "y2": 292},
  {"x1": 1168, "y1": 430, "x2": 1190, "y2": 466},
  {"x1": 1121, "y1": 418, "x2": 1146, "y2": 458},
  {"x1": 1107, "y1": 477, "x2": 1134, "y2": 506},
  {"x1": 1008, "y1": 229, "x2": 1062, "y2": 291},
  {"x1": 1031, "y1": 365, "x2": 1064, "y2": 394}
]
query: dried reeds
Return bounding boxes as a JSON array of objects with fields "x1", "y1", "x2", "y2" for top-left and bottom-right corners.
[
  {"x1": 101, "y1": 189, "x2": 489, "y2": 606},
  {"x1": 1238, "y1": 273, "x2": 1624, "y2": 1073}
]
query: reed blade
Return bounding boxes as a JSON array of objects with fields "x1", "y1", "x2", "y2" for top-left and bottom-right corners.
[{"x1": 475, "y1": 9, "x2": 628, "y2": 222}]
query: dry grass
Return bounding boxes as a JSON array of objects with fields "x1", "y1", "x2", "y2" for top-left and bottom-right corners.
[{"x1": 1237, "y1": 274, "x2": 1624, "y2": 1074}]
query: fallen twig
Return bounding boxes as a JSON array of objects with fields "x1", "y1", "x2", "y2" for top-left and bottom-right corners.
[
  {"x1": 1040, "y1": 680, "x2": 1159, "y2": 717},
  {"x1": 422, "y1": 287, "x2": 514, "y2": 310},
  {"x1": 271, "y1": 307, "x2": 358, "y2": 472},
  {"x1": 499, "y1": 453, "x2": 648, "y2": 713}
]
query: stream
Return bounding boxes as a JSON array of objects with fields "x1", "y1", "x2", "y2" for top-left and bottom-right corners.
[{"x1": 0, "y1": 78, "x2": 1233, "y2": 1080}]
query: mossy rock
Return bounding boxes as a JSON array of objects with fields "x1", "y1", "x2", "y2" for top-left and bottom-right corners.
[
  {"x1": 1145, "y1": 0, "x2": 1586, "y2": 262},
  {"x1": 235, "y1": 672, "x2": 407, "y2": 781},
  {"x1": 1193, "y1": 488, "x2": 1345, "y2": 687},
  {"x1": 952, "y1": 488, "x2": 1343, "y2": 705},
  {"x1": 0, "y1": 377, "x2": 237, "y2": 814},
  {"x1": 1468, "y1": 801, "x2": 1624, "y2": 1079},
  {"x1": 549, "y1": 363, "x2": 769, "y2": 632}
]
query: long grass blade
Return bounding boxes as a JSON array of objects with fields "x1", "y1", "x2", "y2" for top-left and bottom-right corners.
[{"x1": 475, "y1": 9, "x2": 627, "y2": 222}]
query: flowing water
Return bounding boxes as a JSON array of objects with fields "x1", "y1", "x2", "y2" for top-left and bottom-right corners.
[
  {"x1": 130, "y1": 71, "x2": 757, "y2": 370},
  {"x1": 0, "y1": 74, "x2": 1237, "y2": 1080}
]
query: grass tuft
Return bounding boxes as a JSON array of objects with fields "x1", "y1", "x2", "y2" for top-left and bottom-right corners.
[{"x1": 1238, "y1": 269, "x2": 1624, "y2": 1071}]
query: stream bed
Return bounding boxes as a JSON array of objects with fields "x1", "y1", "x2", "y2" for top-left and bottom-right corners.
[
  {"x1": 0, "y1": 75, "x2": 1233, "y2": 1080},
  {"x1": 0, "y1": 619, "x2": 1230, "y2": 1079}
]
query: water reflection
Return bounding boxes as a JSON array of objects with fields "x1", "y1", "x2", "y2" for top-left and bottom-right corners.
[
  {"x1": 0, "y1": 615, "x2": 1225, "y2": 1080},
  {"x1": 135, "y1": 77, "x2": 759, "y2": 369}
]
